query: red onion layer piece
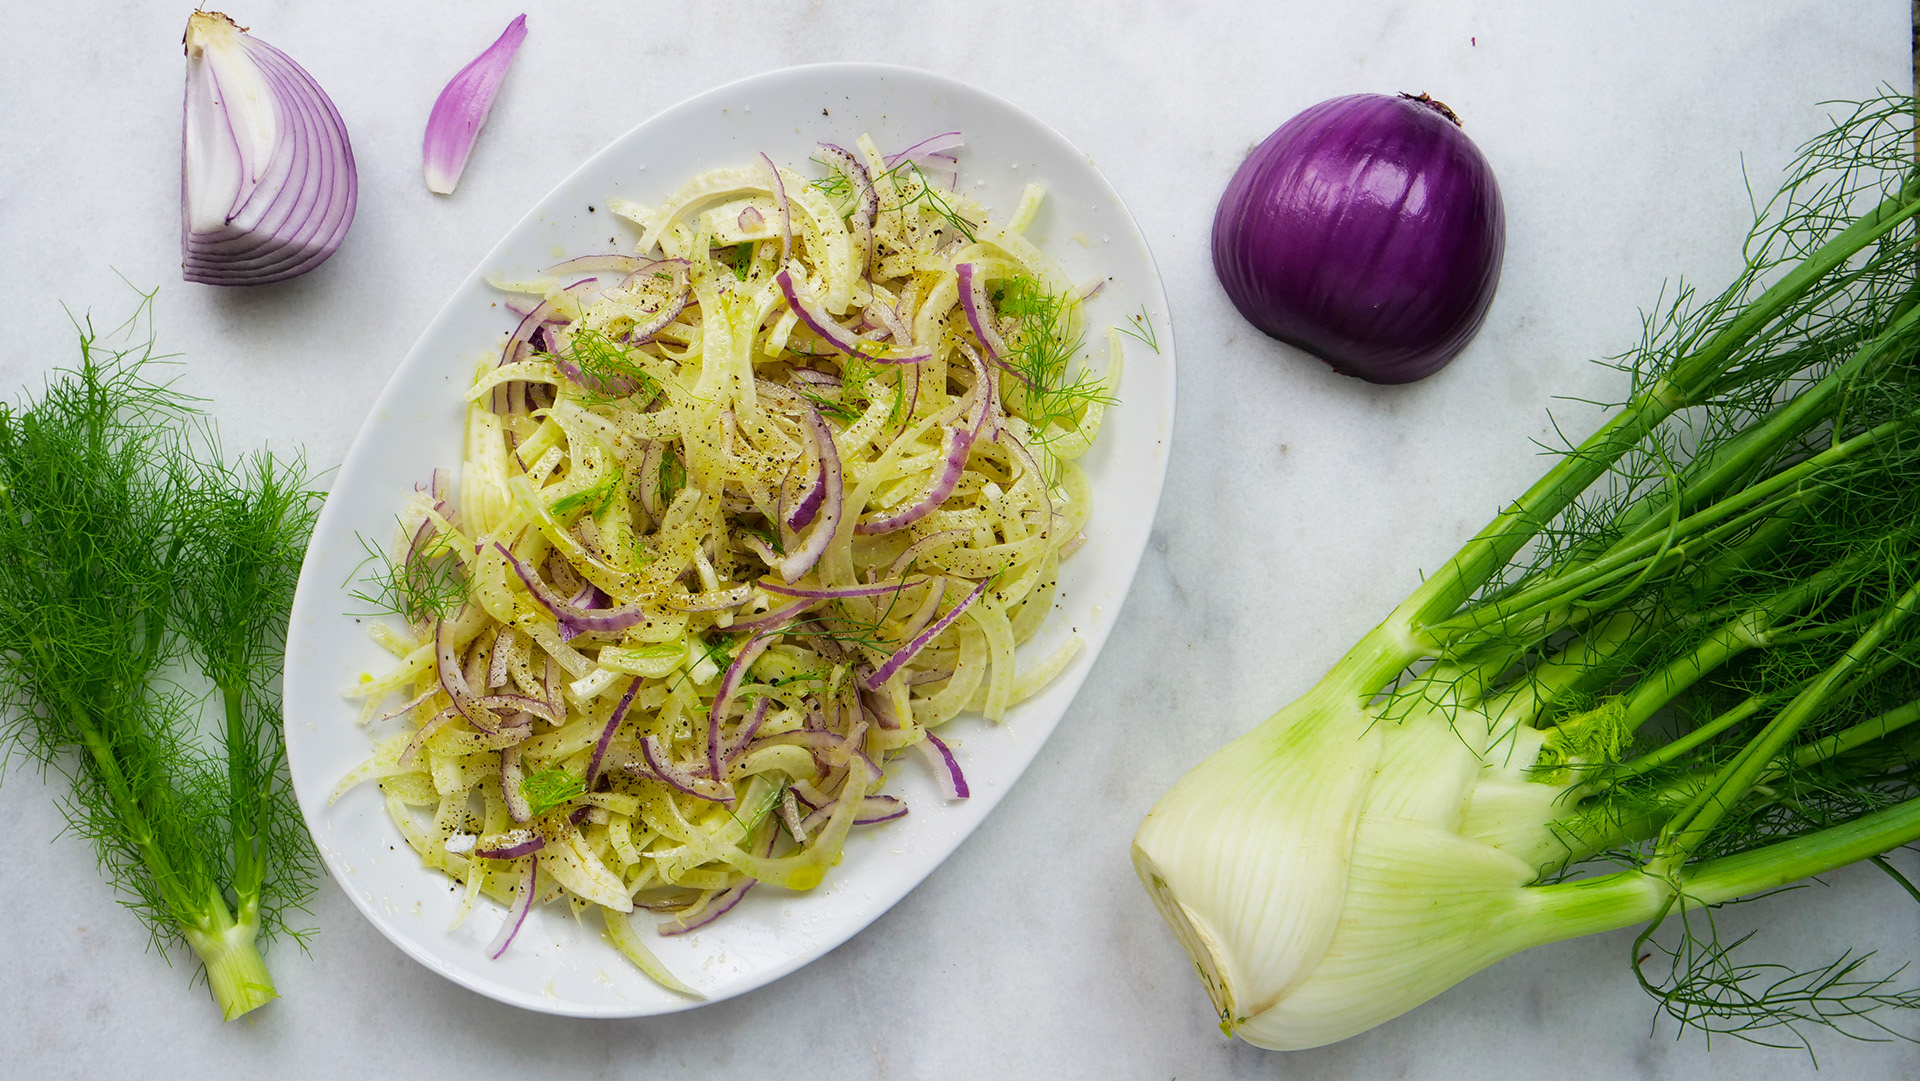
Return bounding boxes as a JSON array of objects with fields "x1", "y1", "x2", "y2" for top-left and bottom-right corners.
[
  {"x1": 423, "y1": 14, "x2": 529, "y2": 195},
  {"x1": 181, "y1": 11, "x2": 357, "y2": 286}
]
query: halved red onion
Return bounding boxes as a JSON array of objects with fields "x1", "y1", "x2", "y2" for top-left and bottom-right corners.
[
  {"x1": 500, "y1": 746, "x2": 532, "y2": 823},
  {"x1": 776, "y1": 271, "x2": 932, "y2": 364},
  {"x1": 486, "y1": 853, "x2": 539, "y2": 959},
  {"x1": 861, "y1": 578, "x2": 990, "y2": 690},
  {"x1": 181, "y1": 12, "x2": 357, "y2": 286},
  {"x1": 917, "y1": 731, "x2": 970, "y2": 799},
  {"x1": 587, "y1": 677, "x2": 642, "y2": 789},
  {"x1": 776, "y1": 407, "x2": 844, "y2": 583},
  {"x1": 423, "y1": 14, "x2": 528, "y2": 195}
]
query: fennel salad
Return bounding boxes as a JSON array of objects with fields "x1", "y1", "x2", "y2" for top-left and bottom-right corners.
[{"x1": 334, "y1": 133, "x2": 1126, "y2": 988}]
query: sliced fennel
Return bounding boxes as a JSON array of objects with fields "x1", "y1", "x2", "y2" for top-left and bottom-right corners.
[
  {"x1": 1136, "y1": 95, "x2": 1920, "y2": 1051},
  {"x1": 343, "y1": 133, "x2": 1126, "y2": 989}
]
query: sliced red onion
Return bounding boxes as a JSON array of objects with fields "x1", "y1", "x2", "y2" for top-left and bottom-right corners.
[
  {"x1": 607, "y1": 259, "x2": 692, "y2": 345},
  {"x1": 436, "y1": 617, "x2": 497, "y2": 728},
  {"x1": 728, "y1": 599, "x2": 814, "y2": 634},
  {"x1": 723, "y1": 697, "x2": 773, "y2": 768},
  {"x1": 737, "y1": 205, "x2": 766, "y2": 231},
  {"x1": 758, "y1": 578, "x2": 920, "y2": 600},
  {"x1": 634, "y1": 735, "x2": 733, "y2": 804},
  {"x1": 817, "y1": 144, "x2": 879, "y2": 226},
  {"x1": 775, "y1": 271, "x2": 932, "y2": 364},
  {"x1": 909, "y1": 667, "x2": 954, "y2": 685},
  {"x1": 470, "y1": 695, "x2": 556, "y2": 725},
  {"x1": 500, "y1": 745, "x2": 532, "y2": 823},
  {"x1": 498, "y1": 542, "x2": 650, "y2": 637},
  {"x1": 586, "y1": 677, "x2": 641, "y2": 789},
  {"x1": 861, "y1": 577, "x2": 990, "y2": 690},
  {"x1": 709, "y1": 633, "x2": 778, "y2": 777},
  {"x1": 181, "y1": 11, "x2": 357, "y2": 286},
  {"x1": 399, "y1": 704, "x2": 460, "y2": 767},
  {"x1": 487, "y1": 628, "x2": 515, "y2": 689},
  {"x1": 799, "y1": 794, "x2": 908, "y2": 835},
  {"x1": 475, "y1": 828, "x2": 547, "y2": 860},
  {"x1": 783, "y1": 449, "x2": 826, "y2": 532},
  {"x1": 423, "y1": 14, "x2": 528, "y2": 195},
  {"x1": 855, "y1": 424, "x2": 974, "y2": 535},
  {"x1": 776, "y1": 407, "x2": 844, "y2": 583},
  {"x1": 956, "y1": 263, "x2": 1033, "y2": 387},
  {"x1": 486, "y1": 854, "x2": 539, "y2": 959},
  {"x1": 885, "y1": 131, "x2": 964, "y2": 169},
  {"x1": 778, "y1": 789, "x2": 809, "y2": 841},
  {"x1": 542, "y1": 657, "x2": 564, "y2": 718},
  {"x1": 859, "y1": 686, "x2": 904, "y2": 731},
  {"x1": 760, "y1": 152, "x2": 792, "y2": 264},
  {"x1": 918, "y1": 731, "x2": 970, "y2": 799},
  {"x1": 502, "y1": 278, "x2": 599, "y2": 370},
  {"x1": 376, "y1": 687, "x2": 435, "y2": 726},
  {"x1": 545, "y1": 253, "x2": 650, "y2": 276},
  {"x1": 660, "y1": 857, "x2": 757, "y2": 936}
]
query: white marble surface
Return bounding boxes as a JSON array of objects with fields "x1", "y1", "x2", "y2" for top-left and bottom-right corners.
[{"x1": 0, "y1": 1, "x2": 1913, "y2": 1077}]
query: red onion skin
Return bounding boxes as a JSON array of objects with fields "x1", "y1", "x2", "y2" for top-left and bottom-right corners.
[{"x1": 1212, "y1": 93, "x2": 1505, "y2": 384}]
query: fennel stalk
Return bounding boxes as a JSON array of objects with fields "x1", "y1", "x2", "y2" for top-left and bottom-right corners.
[
  {"x1": 0, "y1": 306, "x2": 318, "y2": 1019},
  {"x1": 1136, "y1": 94, "x2": 1920, "y2": 1052}
]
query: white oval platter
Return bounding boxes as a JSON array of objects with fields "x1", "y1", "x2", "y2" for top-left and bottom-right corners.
[{"x1": 283, "y1": 61, "x2": 1175, "y2": 1017}]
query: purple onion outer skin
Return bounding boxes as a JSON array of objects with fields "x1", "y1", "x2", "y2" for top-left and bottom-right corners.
[{"x1": 1212, "y1": 93, "x2": 1505, "y2": 384}]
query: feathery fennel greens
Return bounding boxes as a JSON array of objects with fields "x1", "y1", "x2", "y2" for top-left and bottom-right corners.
[
  {"x1": 1134, "y1": 94, "x2": 1920, "y2": 1053},
  {"x1": 0, "y1": 308, "x2": 319, "y2": 1020}
]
